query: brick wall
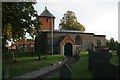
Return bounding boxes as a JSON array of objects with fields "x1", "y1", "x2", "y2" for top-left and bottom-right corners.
[
  {"x1": 39, "y1": 17, "x2": 54, "y2": 30},
  {"x1": 48, "y1": 33, "x2": 94, "y2": 43},
  {"x1": 46, "y1": 32, "x2": 107, "y2": 52}
]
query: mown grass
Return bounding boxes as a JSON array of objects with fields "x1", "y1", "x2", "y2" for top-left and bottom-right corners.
[
  {"x1": 49, "y1": 51, "x2": 91, "y2": 79},
  {"x1": 71, "y1": 52, "x2": 92, "y2": 79},
  {"x1": 2, "y1": 51, "x2": 119, "y2": 78},
  {"x1": 79, "y1": 51, "x2": 88, "y2": 55},
  {"x1": 71, "y1": 51, "x2": 119, "y2": 79},
  {"x1": 2, "y1": 52, "x2": 64, "y2": 78},
  {"x1": 110, "y1": 55, "x2": 119, "y2": 64},
  {"x1": 50, "y1": 52, "x2": 119, "y2": 79}
]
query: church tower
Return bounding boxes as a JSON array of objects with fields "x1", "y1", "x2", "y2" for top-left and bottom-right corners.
[{"x1": 38, "y1": 7, "x2": 55, "y2": 30}]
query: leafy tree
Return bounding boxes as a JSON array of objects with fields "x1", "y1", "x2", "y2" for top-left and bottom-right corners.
[
  {"x1": 59, "y1": 11, "x2": 85, "y2": 31},
  {"x1": 2, "y1": 2, "x2": 40, "y2": 41},
  {"x1": 115, "y1": 41, "x2": 118, "y2": 50},
  {"x1": 2, "y1": 2, "x2": 41, "y2": 52},
  {"x1": 106, "y1": 38, "x2": 118, "y2": 51}
]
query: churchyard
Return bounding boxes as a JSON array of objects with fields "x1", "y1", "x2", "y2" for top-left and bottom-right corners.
[
  {"x1": 87, "y1": 46, "x2": 120, "y2": 79},
  {"x1": 2, "y1": 1, "x2": 119, "y2": 80},
  {"x1": 46, "y1": 51, "x2": 119, "y2": 79},
  {"x1": 2, "y1": 53, "x2": 65, "y2": 78},
  {"x1": 2, "y1": 50, "x2": 119, "y2": 79}
]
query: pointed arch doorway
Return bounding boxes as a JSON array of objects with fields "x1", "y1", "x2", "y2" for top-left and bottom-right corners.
[{"x1": 64, "y1": 42, "x2": 73, "y2": 56}]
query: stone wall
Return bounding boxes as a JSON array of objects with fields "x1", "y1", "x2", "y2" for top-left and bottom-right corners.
[
  {"x1": 42, "y1": 32, "x2": 107, "y2": 54},
  {"x1": 94, "y1": 36, "x2": 107, "y2": 47}
]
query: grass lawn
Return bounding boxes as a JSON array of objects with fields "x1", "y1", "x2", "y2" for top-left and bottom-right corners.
[
  {"x1": 110, "y1": 55, "x2": 119, "y2": 64},
  {"x1": 71, "y1": 52, "x2": 92, "y2": 79},
  {"x1": 71, "y1": 51, "x2": 119, "y2": 79},
  {"x1": 49, "y1": 51, "x2": 91, "y2": 79},
  {"x1": 2, "y1": 52, "x2": 64, "y2": 78},
  {"x1": 2, "y1": 51, "x2": 119, "y2": 78},
  {"x1": 79, "y1": 51, "x2": 88, "y2": 55},
  {"x1": 71, "y1": 57, "x2": 92, "y2": 79}
]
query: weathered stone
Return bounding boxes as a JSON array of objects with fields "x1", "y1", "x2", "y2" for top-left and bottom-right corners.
[
  {"x1": 59, "y1": 64, "x2": 71, "y2": 80},
  {"x1": 87, "y1": 48, "x2": 96, "y2": 70},
  {"x1": 88, "y1": 47, "x2": 119, "y2": 79}
]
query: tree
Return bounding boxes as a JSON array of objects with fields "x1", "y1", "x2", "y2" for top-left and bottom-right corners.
[
  {"x1": 2, "y1": 2, "x2": 39, "y2": 41},
  {"x1": 2, "y1": 2, "x2": 41, "y2": 52},
  {"x1": 106, "y1": 38, "x2": 118, "y2": 51},
  {"x1": 59, "y1": 11, "x2": 85, "y2": 31}
]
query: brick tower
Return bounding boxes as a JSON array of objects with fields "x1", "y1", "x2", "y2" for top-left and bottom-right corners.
[{"x1": 38, "y1": 7, "x2": 55, "y2": 30}]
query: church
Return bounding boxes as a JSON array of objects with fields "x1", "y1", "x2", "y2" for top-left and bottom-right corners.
[{"x1": 35, "y1": 7, "x2": 107, "y2": 56}]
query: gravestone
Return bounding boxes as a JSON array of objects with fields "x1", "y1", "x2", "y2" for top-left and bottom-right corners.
[
  {"x1": 96, "y1": 48, "x2": 110, "y2": 63},
  {"x1": 59, "y1": 64, "x2": 71, "y2": 80},
  {"x1": 87, "y1": 48, "x2": 96, "y2": 70},
  {"x1": 92, "y1": 61, "x2": 120, "y2": 79},
  {"x1": 88, "y1": 47, "x2": 111, "y2": 71},
  {"x1": 93, "y1": 48, "x2": 110, "y2": 79},
  {"x1": 88, "y1": 47, "x2": 120, "y2": 79}
]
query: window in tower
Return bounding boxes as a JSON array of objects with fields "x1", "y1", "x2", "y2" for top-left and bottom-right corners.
[{"x1": 46, "y1": 18, "x2": 48, "y2": 22}]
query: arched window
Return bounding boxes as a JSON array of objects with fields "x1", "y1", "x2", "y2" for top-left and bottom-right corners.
[
  {"x1": 97, "y1": 40, "x2": 102, "y2": 46},
  {"x1": 75, "y1": 35, "x2": 82, "y2": 45}
]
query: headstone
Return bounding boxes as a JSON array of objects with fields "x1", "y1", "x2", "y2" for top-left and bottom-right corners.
[
  {"x1": 88, "y1": 47, "x2": 119, "y2": 79},
  {"x1": 96, "y1": 49, "x2": 110, "y2": 63},
  {"x1": 87, "y1": 48, "x2": 96, "y2": 70},
  {"x1": 94, "y1": 49, "x2": 110, "y2": 78},
  {"x1": 59, "y1": 64, "x2": 71, "y2": 80}
]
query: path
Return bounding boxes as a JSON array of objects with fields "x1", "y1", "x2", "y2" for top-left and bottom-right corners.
[{"x1": 14, "y1": 56, "x2": 79, "y2": 79}]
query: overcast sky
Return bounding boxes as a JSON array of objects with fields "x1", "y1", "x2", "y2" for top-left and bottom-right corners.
[{"x1": 33, "y1": 0, "x2": 119, "y2": 41}]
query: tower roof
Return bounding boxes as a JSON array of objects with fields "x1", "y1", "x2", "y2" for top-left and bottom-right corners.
[{"x1": 39, "y1": 7, "x2": 55, "y2": 18}]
